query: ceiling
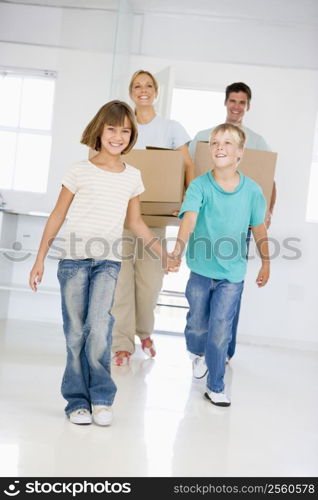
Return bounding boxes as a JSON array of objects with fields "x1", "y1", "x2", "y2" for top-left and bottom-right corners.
[{"x1": 1, "y1": 0, "x2": 318, "y2": 26}]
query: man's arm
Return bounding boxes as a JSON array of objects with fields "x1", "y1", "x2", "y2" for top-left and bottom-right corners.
[{"x1": 265, "y1": 181, "x2": 276, "y2": 228}]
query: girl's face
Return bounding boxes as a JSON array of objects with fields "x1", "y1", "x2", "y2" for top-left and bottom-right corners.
[
  {"x1": 130, "y1": 73, "x2": 157, "y2": 107},
  {"x1": 210, "y1": 131, "x2": 243, "y2": 169},
  {"x1": 100, "y1": 117, "x2": 132, "y2": 155}
]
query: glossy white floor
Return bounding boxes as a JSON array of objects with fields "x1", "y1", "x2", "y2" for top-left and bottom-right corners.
[{"x1": 1, "y1": 318, "x2": 317, "y2": 478}]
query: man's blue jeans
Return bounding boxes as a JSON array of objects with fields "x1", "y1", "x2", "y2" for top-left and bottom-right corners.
[
  {"x1": 57, "y1": 259, "x2": 120, "y2": 415},
  {"x1": 185, "y1": 271, "x2": 244, "y2": 393}
]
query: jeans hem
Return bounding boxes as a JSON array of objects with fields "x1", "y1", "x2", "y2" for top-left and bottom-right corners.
[
  {"x1": 91, "y1": 401, "x2": 114, "y2": 407},
  {"x1": 66, "y1": 405, "x2": 91, "y2": 416},
  {"x1": 206, "y1": 387, "x2": 224, "y2": 394}
]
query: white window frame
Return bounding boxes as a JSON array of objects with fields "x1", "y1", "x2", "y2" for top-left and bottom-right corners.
[{"x1": 0, "y1": 66, "x2": 56, "y2": 194}]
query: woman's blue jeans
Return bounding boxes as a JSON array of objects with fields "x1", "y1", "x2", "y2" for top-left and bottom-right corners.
[
  {"x1": 57, "y1": 259, "x2": 120, "y2": 415},
  {"x1": 185, "y1": 271, "x2": 244, "y2": 393}
]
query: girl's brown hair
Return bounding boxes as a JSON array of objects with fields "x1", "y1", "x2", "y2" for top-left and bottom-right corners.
[{"x1": 81, "y1": 100, "x2": 138, "y2": 154}]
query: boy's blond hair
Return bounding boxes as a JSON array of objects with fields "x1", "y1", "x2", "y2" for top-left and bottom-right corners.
[
  {"x1": 81, "y1": 100, "x2": 138, "y2": 154},
  {"x1": 210, "y1": 123, "x2": 246, "y2": 149}
]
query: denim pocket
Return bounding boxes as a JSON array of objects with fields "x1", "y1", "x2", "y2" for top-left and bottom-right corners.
[
  {"x1": 57, "y1": 259, "x2": 79, "y2": 279},
  {"x1": 105, "y1": 261, "x2": 121, "y2": 280}
]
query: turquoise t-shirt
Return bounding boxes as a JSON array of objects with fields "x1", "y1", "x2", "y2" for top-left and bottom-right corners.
[
  {"x1": 179, "y1": 171, "x2": 266, "y2": 283},
  {"x1": 189, "y1": 125, "x2": 270, "y2": 158}
]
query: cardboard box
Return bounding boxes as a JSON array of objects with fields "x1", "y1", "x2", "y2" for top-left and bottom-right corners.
[
  {"x1": 194, "y1": 142, "x2": 277, "y2": 209},
  {"x1": 89, "y1": 148, "x2": 185, "y2": 220},
  {"x1": 124, "y1": 149, "x2": 185, "y2": 203},
  {"x1": 141, "y1": 215, "x2": 180, "y2": 227}
]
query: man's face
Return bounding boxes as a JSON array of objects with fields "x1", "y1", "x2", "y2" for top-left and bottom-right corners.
[{"x1": 225, "y1": 91, "x2": 250, "y2": 125}]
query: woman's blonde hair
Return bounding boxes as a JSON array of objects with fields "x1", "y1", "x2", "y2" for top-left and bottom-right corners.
[
  {"x1": 81, "y1": 100, "x2": 138, "y2": 154},
  {"x1": 128, "y1": 70, "x2": 159, "y2": 97},
  {"x1": 209, "y1": 123, "x2": 246, "y2": 149}
]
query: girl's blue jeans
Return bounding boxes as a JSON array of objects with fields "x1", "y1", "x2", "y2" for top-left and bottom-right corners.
[
  {"x1": 185, "y1": 271, "x2": 244, "y2": 393},
  {"x1": 57, "y1": 258, "x2": 120, "y2": 416}
]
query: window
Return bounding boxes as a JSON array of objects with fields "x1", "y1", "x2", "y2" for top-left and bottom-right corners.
[
  {"x1": 170, "y1": 87, "x2": 225, "y2": 139},
  {"x1": 0, "y1": 67, "x2": 56, "y2": 193},
  {"x1": 306, "y1": 113, "x2": 318, "y2": 222}
]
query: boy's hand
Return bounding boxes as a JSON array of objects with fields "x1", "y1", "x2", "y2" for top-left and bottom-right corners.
[
  {"x1": 256, "y1": 264, "x2": 270, "y2": 287},
  {"x1": 29, "y1": 260, "x2": 44, "y2": 291},
  {"x1": 163, "y1": 253, "x2": 181, "y2": 274}
]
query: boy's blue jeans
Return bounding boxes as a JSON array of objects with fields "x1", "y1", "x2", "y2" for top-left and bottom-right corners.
[
  {"x1": 185, "y1": 271, "x2": 244, "y2": 393},
  {"x1": 57, "y1": 259, "x2": 120, "y2": 416},
  {"x1": 227, "y1": 227, "x2": 251, "y2": 358}
]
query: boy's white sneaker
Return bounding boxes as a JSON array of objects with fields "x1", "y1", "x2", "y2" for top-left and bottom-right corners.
[
  {"x1": 204, "y1": 390, "x2": 231, "y2": 407},
  {"x1": 69, "y1": 409, "x2": 92, "y2": 425},
  {"x1": 92, "y1": 405, "x2": 113, "y2": 426},
  {"x1": 192, "y1": 355, "x2": 208, "y2": 379}
]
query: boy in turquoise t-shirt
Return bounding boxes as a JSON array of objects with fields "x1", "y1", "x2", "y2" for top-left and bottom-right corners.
[{"x1": 172, "y1": 123, "x2": 270, "y2": 407}]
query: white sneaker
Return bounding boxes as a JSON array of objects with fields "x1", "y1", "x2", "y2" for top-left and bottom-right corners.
[
  {"x1": 69, "y1": 409, "x2": 92, "y2": 425},
  {"x1": 92, "y1": 405, "x2": 113, "y2": 426},
  {"x1": 192, "y1": 355, "x2": 208, "y2": 379},
  {"x1": 204, "y1": 390, "x2": 231, "y2": 407}
]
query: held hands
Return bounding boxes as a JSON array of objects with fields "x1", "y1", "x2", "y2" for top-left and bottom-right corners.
[
  {"x1": 29, "y1": 260, "x2": 44, "y2": 291},
  {"x1": 162, "y1": 252, "x2": 181, "y2": 274},
  {"x1": 256, "y1": 263, "x2": 270, "y2": 288}
]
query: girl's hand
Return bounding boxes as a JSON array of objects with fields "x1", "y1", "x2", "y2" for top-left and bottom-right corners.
[
  {"x1": 256, "y1": 264, "x2": 270, "y2": 287},
  {"x1": 29, "y1": 261, "x2": 44, "y2": 291},
  {"x1": 163, "y1": 253, "x2": 181, "y2": 274}
]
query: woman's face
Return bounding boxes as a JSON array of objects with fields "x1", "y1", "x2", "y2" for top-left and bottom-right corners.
[{"x1": 130, "y1": 73, "x2": 157, "y2": 107}]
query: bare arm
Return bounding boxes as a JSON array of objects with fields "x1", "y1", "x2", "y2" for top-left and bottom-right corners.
[
  {"x1": 29, "y1": 186, "x2": 74, "y2": 290},
  {"x1": 172, "y1": 211, "x2": 198, "y2": 258},
  {"x1": 176, "y1": 144, "x2": 195, "y2": 188},
  {"x1": 126, "y1": 195, "x2": 180, "y2": 273},
  {"x1": 251, "y1": 222, "x2": 270, "y2": 287},
  {"x1": 266, "y1": 181, "x2": 277, "y2": 228}
]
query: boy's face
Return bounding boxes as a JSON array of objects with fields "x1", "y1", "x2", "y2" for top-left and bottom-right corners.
[
  {"x1": 225, "y1": 91, "x2": 250, "y2": 124},
  {"x1": 210, "y1": 131, "x2": 243, "y2": 169},
  {"x1": 100, "y1": 116, "x2": 132, "y2": 155}
]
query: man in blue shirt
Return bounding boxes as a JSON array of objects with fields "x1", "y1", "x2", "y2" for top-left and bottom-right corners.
[{"x1": 172, "y1": 123, "x2": 270, "y2": 406}]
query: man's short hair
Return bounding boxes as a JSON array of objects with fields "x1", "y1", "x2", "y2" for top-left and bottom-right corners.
[{"x1": 225, "y1": 82, "x2": 252, "y2": 103}]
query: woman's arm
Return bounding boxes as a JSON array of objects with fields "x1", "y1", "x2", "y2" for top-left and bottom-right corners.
[
  {"x1": 176, "y1": 144, "x2": 195, "y2": 188},
  {"x1": 29, "y1": 186, "x2": 74, "y2": 290},
  {"x1": 126, "y1": 195, "x2": 180, "y2": 272}
]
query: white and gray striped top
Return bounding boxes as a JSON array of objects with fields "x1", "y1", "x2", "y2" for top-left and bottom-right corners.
[{"x1": 58, "y1": 159, "x2": 144, "y2": 261}]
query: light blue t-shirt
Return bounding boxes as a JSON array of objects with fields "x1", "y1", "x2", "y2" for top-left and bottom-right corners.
[
  {"x1": 134, "y1": 115, "x2": 190, "y2": 150},
  {"x1": 179, "y1": 171, "x2": 266, "y2": 283},
  {"x1": 189, "y1": 125, "x2": 270, "y2": 158}
]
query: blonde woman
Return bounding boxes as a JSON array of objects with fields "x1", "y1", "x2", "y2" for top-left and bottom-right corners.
[{"x1": 112, "y1": 70, "x2": 195, "y2": 366}]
